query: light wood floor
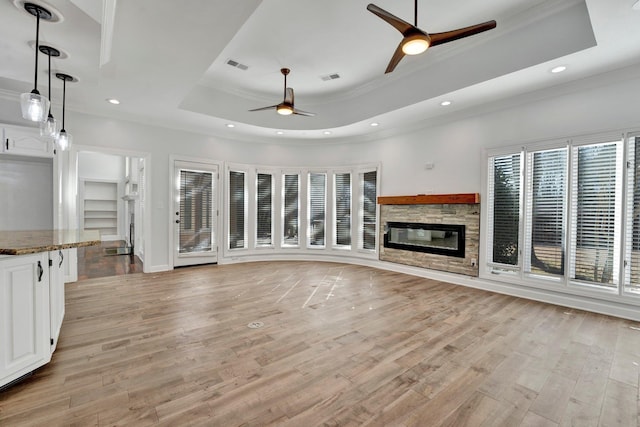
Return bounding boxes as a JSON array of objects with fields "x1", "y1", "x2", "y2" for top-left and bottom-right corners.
[{"x1": 1, "y1": 261, "x2": 639, "y2": 426}]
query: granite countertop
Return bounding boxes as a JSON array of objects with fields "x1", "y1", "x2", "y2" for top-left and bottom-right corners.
[{"x1": 0, "y1": 229, "x2": 101, "y2": 255}]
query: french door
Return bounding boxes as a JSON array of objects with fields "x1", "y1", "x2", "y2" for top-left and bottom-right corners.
[{"x1": 173, "y1": 160, "x2": 218, "y2": 267}]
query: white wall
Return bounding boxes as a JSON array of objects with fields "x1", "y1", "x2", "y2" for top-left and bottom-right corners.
[
  {"x1": 78, "y1": 151, "x2": 125, "y2": 181},
  {"x1": 44, "y1": 63, "x2": 639, "y2": 273}
]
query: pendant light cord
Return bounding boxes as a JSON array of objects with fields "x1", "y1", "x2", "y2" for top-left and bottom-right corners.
[
  {"x1": 33, "y1": 9, "x2": 41, "y2": 90},
  {"x1": 61, "y1": 78, "x2": 66, "y2": 129},
  {"x1": 47, "y1": 53, "x2": 52, "y2": 114}
]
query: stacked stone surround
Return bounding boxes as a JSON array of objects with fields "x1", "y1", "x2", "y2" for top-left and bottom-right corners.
[{"x1": 379, "y1": 203, "x2": 480, "y2": 277}]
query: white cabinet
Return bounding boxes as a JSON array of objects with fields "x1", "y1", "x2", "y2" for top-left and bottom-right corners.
[
  {"x1": 2, "y1": 126, "x2": 54, "y2": 158},
  {"x1": 49, "y1": 250, "x2": 65, "y2": 351},
  {"x1": 0, "y1": 253, "x2": 51, "y2": 389}
]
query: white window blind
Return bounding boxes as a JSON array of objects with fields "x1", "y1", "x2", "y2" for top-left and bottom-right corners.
[
  {"x1": 308, "y1": 173, "x2": 326, "y2": 247},
  {"x1": 489, "y1": 153, "x2": 521, "y2": 266},
  {"x1": 179, "y1": 170, "x2": 213, "y2": 253},
  {"x1": 282, "y1": 174, "x2": 299, "y2": 247},
  {"x1": 256, "y1": 173, "x2": 273, "y2": 247},
  {"x1": 360, "y1": 170, "x2": 377, "y2": 250},
  {"x1": 570, "y1": 142, "x2": 619, "y2": 288},
  {"x1": 334, "y1": 172, "x2": 351, "y2": 247},
  {"x1": 524, "y1": 148, "x2": 566, "y2": 277},
  {"x1": 625, "y1": 136, "x2": 640, "y2": 294},
  {"x1": 228, "y1": 170, "x2": 246, "y2": 250}
]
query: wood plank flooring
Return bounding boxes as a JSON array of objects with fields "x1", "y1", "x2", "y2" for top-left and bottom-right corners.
[
  {"x1": 77, "y1": 240, "x2": 143, "y2": 281},
  {"x1": 1, "y1": 261, "x2": 639, "y2": 426}
]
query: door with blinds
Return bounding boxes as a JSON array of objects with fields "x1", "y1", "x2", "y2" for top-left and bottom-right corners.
[{"x1": 173, "y1": 161, "x2": 218, "y2": 267}]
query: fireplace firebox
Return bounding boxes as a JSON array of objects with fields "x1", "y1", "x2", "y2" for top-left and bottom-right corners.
[{"x1": 384, "y1": 222, "x2": 465, "y2": 258}]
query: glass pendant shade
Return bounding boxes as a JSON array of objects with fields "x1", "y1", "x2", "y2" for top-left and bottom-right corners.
[
  {"x1": 40, "y1": 113, "x2": 58, "y2": 138},
  {"x1": 20, "y1": 91, "x2": 50, "y2": 122},
  {"x1": 57, "y1": 129, "x2": 71, "y2": 151}
]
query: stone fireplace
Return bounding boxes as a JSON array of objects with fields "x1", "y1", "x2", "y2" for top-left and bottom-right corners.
[{"x1": 378, "y1": 194, "x2": 480, "y2": 277}]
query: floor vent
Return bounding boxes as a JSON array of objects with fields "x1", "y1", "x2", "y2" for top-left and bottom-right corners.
[
  {"x1": 227, "y1": 59, "x2": 249, "y2": 70},
  {"x1": 247, "y1": 321, "x2": 264, "y2": 329}
]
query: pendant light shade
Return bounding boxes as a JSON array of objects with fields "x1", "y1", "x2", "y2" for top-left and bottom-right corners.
[
  {"x1": 20, "y1": 3, "x2": 54, "y2": 123},
  {"x1": 55, "y1": 72, "x2": 74, "y2": 151},
  {"x1": 39, "y1": 45, "x2": 60, "y2": 138}
]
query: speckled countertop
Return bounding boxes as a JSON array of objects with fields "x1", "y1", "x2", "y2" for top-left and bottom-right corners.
[{"x1": 0, "y1": 230, "x2": 101, "y2": 255}]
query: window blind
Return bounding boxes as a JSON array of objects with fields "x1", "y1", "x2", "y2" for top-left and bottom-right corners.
[
  {"x1": 179, "y1": 170, "x2": 212, "y2": 253},
  {"x1": 309, "y1": 173, "x2": 326, "y2": 247},
  {"x1": 626, "y1": 136, "x2": 640, "y2": 294},
  {"x1": 282, "y1": 174, "x2": 299, "y2": 246},
  {"x1": 256, "y1": 173, "x2": 273, "y2": 246},
  {"x1": 571, "y1": 142, "x2": 618, "y2": 287},
  {"x1": 361, "y1": 170, "x2": 377, "y2": 250},
  {"x1": 335, "y1": 172, "x2": 351, "y2": 247},
  {"x1": 490, "y1": 154, "x2": 521, "y2": 266},
  {"x1": 229, "y1": 170, "x2": 246, "y2": 249},
  {"x1": 525, "y1": 148, "x2": 566, "y2": 277}
]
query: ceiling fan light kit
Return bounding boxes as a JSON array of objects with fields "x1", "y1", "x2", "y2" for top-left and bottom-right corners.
[{"x1": 20, "y1": 2, "x2": 54, "y2": 123}]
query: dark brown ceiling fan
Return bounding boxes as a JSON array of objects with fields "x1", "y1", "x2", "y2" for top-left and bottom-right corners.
[
  {"x1": 367, "y1": 1, "x2": 496, "y2": 74},
  {"x1": 249, "y1": 68, "x2": 315, "y2": 117}
]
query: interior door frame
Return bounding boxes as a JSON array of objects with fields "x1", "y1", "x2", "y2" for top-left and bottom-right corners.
[{"x1": 169, "y1": 155, "x2": 222, "y2": 269}]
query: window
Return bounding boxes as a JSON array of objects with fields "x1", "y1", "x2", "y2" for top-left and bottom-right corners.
[
  {"x1": 282, "y1": 174, "x2": 299, "y2": 247},
  {"x1": 228, "y1": 170, "x2": 246, "y2": 249},
  {"x1": 487, "y1": 153, "x2": 521, "y2": 267},
  {"x1": 524, "y1": 148, "x2": 566, "y2": 278},
  {"x1": 486, "y1": 135, "x2": 627, "y2": 294},
  {"x1": 360, "y1": 170, "x2": 377, "y2": 250},
  {"x1": 334, "y1": 172, "x2": 351, "y2": 248},
  {"x1": 570, "y1": 142, "x2": 621, "y2": 288},
  {"x1": 308, "y1": 173, "x2": 326, "y2": 247},
  {"x1": 256, "y1": 172, "x2": 273, "y2": 247}
]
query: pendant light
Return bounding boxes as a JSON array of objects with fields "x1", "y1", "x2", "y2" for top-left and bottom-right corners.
[
  {"x1": 20, "y1": 3, "x2": 53, "y2": 123},
  {"x1": 38, "y1": 45, "x2": 60, "y2": 138},
  {"x1": 55, "y1": 73, "x2": 74, "y2": 151}
]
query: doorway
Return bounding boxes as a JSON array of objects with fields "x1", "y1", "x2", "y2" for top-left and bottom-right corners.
[{"x1": 172, "y1": 160, "x2": 218, "y2": 267}]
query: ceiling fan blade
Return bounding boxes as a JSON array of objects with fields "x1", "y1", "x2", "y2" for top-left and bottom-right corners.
[
  {"x1": 284, "y1": 87, "x2": 294, "y2": 104},
  {"x1": 249, "y1": 105, "x2": 278, "y2": 112},
  {"x1": 367, "y1": 4, "x2": 414, "y2": 35},
  {"x1": 293, "y1": 109, "x2": 315, "y2": 117},
  {"x1": 385, "y1": 41, "x2": 407, "y2": 74},
  {"x1": 430, "y1": 20, "x2": 496, "y2": 47}
]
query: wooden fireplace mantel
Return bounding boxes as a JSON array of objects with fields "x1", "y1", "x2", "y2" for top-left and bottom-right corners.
[{"x1": 377, "y1": 193, "x2": 480, "y2": 205}]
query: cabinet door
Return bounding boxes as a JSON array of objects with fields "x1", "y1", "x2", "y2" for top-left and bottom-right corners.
[
  {"x1": 2, "y1": 126, "x2": 54, "y2": 158},
  {"x1": 0, "y1": 253, "x2": 51, "y2": 388},
  {"x1": 49, "y1": 250, "x2": 65, "y2": 351}
]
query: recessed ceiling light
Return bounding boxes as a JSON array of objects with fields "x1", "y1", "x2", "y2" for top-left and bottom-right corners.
[
  {"x1": 276, "y1": 131, "x2": 284, "y2": 135},
  {"x1": 551, "y1": 65, "x2": 567, "y2": 74},
  {"x1": 226, "y1": 123, "x2": 235, "y2": 128},
  {"x1": 106, "y1": 98, "x2": 120, "y2": 105},
  {"x1": 323, "y1": 131, "x2": 332, "y2": 135},
  {"x1": 440, "y1": 100, "x2": 452, "y2": 106},
  {"x1": 370, "y1": 122, "x2": 379, "y2": 127}
]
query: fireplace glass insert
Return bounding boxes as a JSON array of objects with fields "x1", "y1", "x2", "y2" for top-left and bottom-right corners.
[{"x1": 384, "y1": 222, "x2": 465, "y2": 258}]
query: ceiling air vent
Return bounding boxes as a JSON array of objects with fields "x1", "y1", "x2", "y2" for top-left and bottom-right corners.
[
  {"x1": 321, "y1": 73, "x2": 340, "y2": 81},
  {"x1": 226, "y1": 59, "x2": 248, "y2": 70}
]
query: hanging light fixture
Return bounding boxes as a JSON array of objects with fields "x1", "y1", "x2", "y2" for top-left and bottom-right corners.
[
  {"x1": 20, "y1": 3, "x2": 54, "y2": 123},
  {"x1": 38, "y1": 45, "x2": 60, "y2": 138},
  {"x1": 55, "y1": 73, "x2": 75, "y2": 151}
]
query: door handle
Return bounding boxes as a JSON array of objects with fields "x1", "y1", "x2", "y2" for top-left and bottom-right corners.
[
  {"x1": 175, "y1": 220, "x2": 180, "y2": 224},
  {"x1": 37, "y1": 261, "x2": 43, "y2": 282},
  {"x1": 59, "y1": 250, "x2": 64, "y2": 268}
]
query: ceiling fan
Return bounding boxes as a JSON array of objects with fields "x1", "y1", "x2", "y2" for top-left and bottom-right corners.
[
  {"x1": 367, "y1": 1, "x2": 496, "y2": 74},
  {"x1": 249, "y1": 68, "x2": 315, "y2": 117}
]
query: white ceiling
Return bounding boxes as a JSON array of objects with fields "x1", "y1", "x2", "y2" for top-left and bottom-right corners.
[{"x1": 0, "y1": 0, "x2": 639, "y2": 142}]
